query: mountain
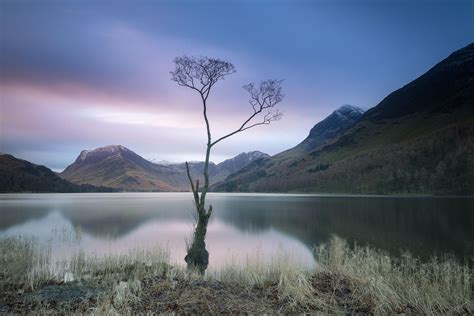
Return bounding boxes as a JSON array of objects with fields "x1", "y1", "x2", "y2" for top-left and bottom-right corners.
[
  {"x1": 214, "y1": 43, "x2": 474, "y2": 194},
  {"x1": 0, "y1": 154, "x2": 115, "y2": 193},
  {"x1": 61, "y1": 145, "x2": 187, "y2": 191},
  {"x1": 218, "y1": 151, "x2": 269, "y2": 171},
  {"x1": 169, "y1": 161, "x2": 217, "y2": 184},
  {"x1": 299, "y1": 105, "x2": 365, "y2": 152},
  {"x1": 212, "y1": 151, "x2": 270, "y2": 183},
  {"x1": 60, "y1": 145, "x2": 268, "y2": 191},
  {"x1": 169, "y1": 151, "x2": 268, "y2": 184},
  {"x1": 211, "y1": 105, "x2": 365, "y2": 190},
  {"x1": 280, "y1": 104, "x2": 364, "y2": 157}
]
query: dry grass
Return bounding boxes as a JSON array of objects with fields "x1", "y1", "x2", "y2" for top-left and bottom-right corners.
[
  {"x1": 0, "y1": 234, "x2": 472, "y2": 314},
  {"x1": 68, "y1": 246, "x2": 170, "y2": 282},
  {"x1": 315, "y1": 236, "x2": 473, "y2": 314},
  {"x1": 208, "y1": 252, "x2": 328, "y2": 312},
  {"x1": 0, "y1": 236, "x2": 52, "y2": 290}
]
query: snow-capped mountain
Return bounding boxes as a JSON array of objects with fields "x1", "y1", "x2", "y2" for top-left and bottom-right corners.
[{"x1": 301, "y1": 105, "x2": 364, "y2": 152}]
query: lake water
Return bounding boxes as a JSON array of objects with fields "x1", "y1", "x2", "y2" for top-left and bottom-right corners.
[{"x1": 0, "y1": 193, "x2": 473, "y2": 268}]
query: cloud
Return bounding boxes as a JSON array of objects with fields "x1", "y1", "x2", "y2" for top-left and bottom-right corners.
[
  {"x1": 1, "y1": 76, "x2": 309, "y2": 168},
  {"x1": 3, "y1": 0, "x2": 471, "y2": 170},
  {"x1": 80, "y1": 108, "x2": 200, "y2": 129}
]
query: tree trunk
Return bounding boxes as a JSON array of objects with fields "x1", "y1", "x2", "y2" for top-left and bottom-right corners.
[
  {"x1": 171, "y1": 58, "x2": 283, "y2": 274},
  {"x1": 184, "y1": 160, "x2": 213, "y2": 274},
  {"x1": 184, "y1": 209, "x2": 210, "y2": 273},
  {"x1": 184, "y1": 95, "x2": 214, "y2": 274}
]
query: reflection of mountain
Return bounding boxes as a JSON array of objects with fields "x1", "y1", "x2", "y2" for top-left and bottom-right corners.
[
  {"x1": 60, "y1": 196, "x2": 194, "y2": 238},
  {"x1": 0, "y1": 194, "x2": 195, "y2": 237},
  {"x1": 64, "y1": 211, "x2": 156, "y2": 238},
  {"x1": 1, "y1": 194, "x2": 473, "y2": 260},
  {"x1": 0, "y1": 202, "x2": 51, "y2": 230},
  {"x1": 214, "y1": 196, "x2": 474, "y2": 260}
]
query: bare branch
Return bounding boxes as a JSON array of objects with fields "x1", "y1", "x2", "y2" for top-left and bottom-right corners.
[
  {"x1": 170, "y1": 56, "x2": 236, "y2": 98},
  {"x1": 172, "y1": 56, "x2": 237, "y2": 212},
  {"x1": 172, "y1": 56, "x2": 285, "y2": 272},
  {"x1": 185, "y1": 162, "x2": 199, "y2": 207},
  {"x1": 211, "y1": 79, "x2": 284, "y2": 147}
]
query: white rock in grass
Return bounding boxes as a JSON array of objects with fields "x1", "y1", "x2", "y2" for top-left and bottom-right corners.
[{"x1": 63, "y1": 271, "x2": 75, "y2": 283}]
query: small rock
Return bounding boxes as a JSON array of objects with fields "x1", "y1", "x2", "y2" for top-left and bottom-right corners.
[{"x1": 63, "y1": 271, "x2": 75, "y2": 283}]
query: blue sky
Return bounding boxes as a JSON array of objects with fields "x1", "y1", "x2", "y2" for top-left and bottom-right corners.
[{"x1": 1, "y1": 0, "x2": 473, "y2": 170}]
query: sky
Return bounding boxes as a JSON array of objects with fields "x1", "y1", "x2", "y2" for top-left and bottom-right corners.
[{"x1": 1, "y1": 0, "x2": 473, "y2": 171}]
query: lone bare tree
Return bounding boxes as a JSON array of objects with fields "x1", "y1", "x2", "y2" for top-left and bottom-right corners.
[{"x1": 171, "y1": 56, "x2": 284, "y2": 272}]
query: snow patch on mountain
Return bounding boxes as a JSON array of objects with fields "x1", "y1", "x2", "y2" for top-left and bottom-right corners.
[{"x1": 76, "y1": 145, "x2": 132, "y2": 162}]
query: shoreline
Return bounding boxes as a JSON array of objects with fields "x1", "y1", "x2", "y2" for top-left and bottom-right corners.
[{"x1": 1, "y1": 235, "x2": 471, "y2": 314}]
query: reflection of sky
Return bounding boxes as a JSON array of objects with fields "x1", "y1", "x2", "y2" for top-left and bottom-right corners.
[
  {"x1": 1, "y1": 193, "x2": 473, "y2": 264},
  {"x1": 1, "y1": 1, "x2": 473, "y2": 170},
  {"x1": 0, "y1": 198, "x2": 315, "y2": 269}
]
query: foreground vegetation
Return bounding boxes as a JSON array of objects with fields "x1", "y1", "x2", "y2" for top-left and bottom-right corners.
[{"x1": 0, "y1": 235, "x2": 471, "y2": 314}]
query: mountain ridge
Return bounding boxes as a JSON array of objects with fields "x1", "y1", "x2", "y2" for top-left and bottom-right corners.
[
  {"x1": 61, "y1": 145, "x2": 182, "y2": 191},
  {"x1": 289, "y1": 104, "x2": 364, "y2": 154},
  {"x1": 213, "y1": 42, "x2": 474, "y2": 194},
  {"x1": 60, "y1": 145, "x2": 269, "y2": 191},
  {"x1": 0, "y1": 153, "x2": 116, "y2": 193},
  {"x1": 3, "y1": 44, "x2": 472, "y2": 194}
]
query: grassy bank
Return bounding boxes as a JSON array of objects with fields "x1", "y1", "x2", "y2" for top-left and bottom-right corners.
[{"x1": 0, "y1": 235, "x2": 471, "y2": 314}]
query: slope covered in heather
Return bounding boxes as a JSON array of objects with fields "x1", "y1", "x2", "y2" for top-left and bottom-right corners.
[
  {"x1": 214, "y1": 43, "x2": 474, "y2": 194},
  {"x1": 0, "y1": 154, "x2": 114, "y2": 193}
]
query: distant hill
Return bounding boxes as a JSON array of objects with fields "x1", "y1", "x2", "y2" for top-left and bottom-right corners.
[
  {"x1": 211, "y1": 104, "x2": 365, "y2": 191},
  {"x1": 60, "y1": 145, "x2": 268, "y2": 191},
  {"x1": 60, "y1": 145, "x2": 186, "y2": 191},
  {"x1": 214, "y1": 43, "x2": 474, "y2": 195},
  {"x1": 212, "y1": 151, "x2": 270, "y2": 183},
  {"x1": 168, "y1": 151, "x2": 268, "y2": 186},
  {"x1": 0, "y1": 154, "x2": 115, "y2": 193}
]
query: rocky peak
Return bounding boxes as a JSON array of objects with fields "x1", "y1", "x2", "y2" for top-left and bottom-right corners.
[
  {"x1": 77, "y1": 145, "x2": 129, "y2": 162},
  {"x1": 216, "y1": 151, "x2": 269, "y2": 174},
  {"x1": 334, "y1": 105, "x2": 365, "y2": 116},
  {"x1": 307, "y1": 105, "x2": 364, "y2": 140},
  {"x1": 234, "y1": 151, "x2": 269, "y2": 161},
  {"x1": 289, "y1": 104, "x2": 365, "y2": 152}
]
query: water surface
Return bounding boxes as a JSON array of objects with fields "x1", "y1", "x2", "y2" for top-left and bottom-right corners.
[{"x1": 0, "y1": 193, "x2": 472, "y2": 267}]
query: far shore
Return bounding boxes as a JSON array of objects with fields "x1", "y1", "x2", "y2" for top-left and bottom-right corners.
[{"x1": 1, "y1": 191, "x2": 474, "y2": 198}]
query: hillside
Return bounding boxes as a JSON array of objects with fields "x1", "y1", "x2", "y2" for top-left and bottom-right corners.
[
  {"x1": 274, "y1": 104, "x2": 365, "y2": 162},
  {"x1": 0, "y1": 154, "x2": 115, "y2": 193},
  {"x1": 214, "y1": 43, "x2": 474, "y2": 194},
  {"x1": 211, "y1": 104, "x2": 365, "y2": 191},
  {"x1": 292, "y1": 105, "x2": 365, "y2": 154},
  {"x1": 60, "y1": 145, "x2": 268, "y2": 191},
  {"x1": 61, "y1": 145, "x2": 186, "y2": 191},
  {"x1": 211, "y1": 151, "x2": 269, "y2": 183},
  {"x1": 170, "y1": 151, "x2": 268, "y2": 185}
]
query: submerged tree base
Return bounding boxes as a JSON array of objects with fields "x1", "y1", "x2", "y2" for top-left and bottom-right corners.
[
  {"x1": 184, "y1": 212, "x2": 210, "y2": 274},
  {"x1": 0, "y1": 236, "x2": 471, "y2": 314},
  {"x1": 184, "y1": 244, "x2": 209, "y2": 274}
]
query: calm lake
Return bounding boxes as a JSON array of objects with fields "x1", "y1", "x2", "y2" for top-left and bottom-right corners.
[{"x1": 0, "y1": 193, "x2": 473, "y2": 268}]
